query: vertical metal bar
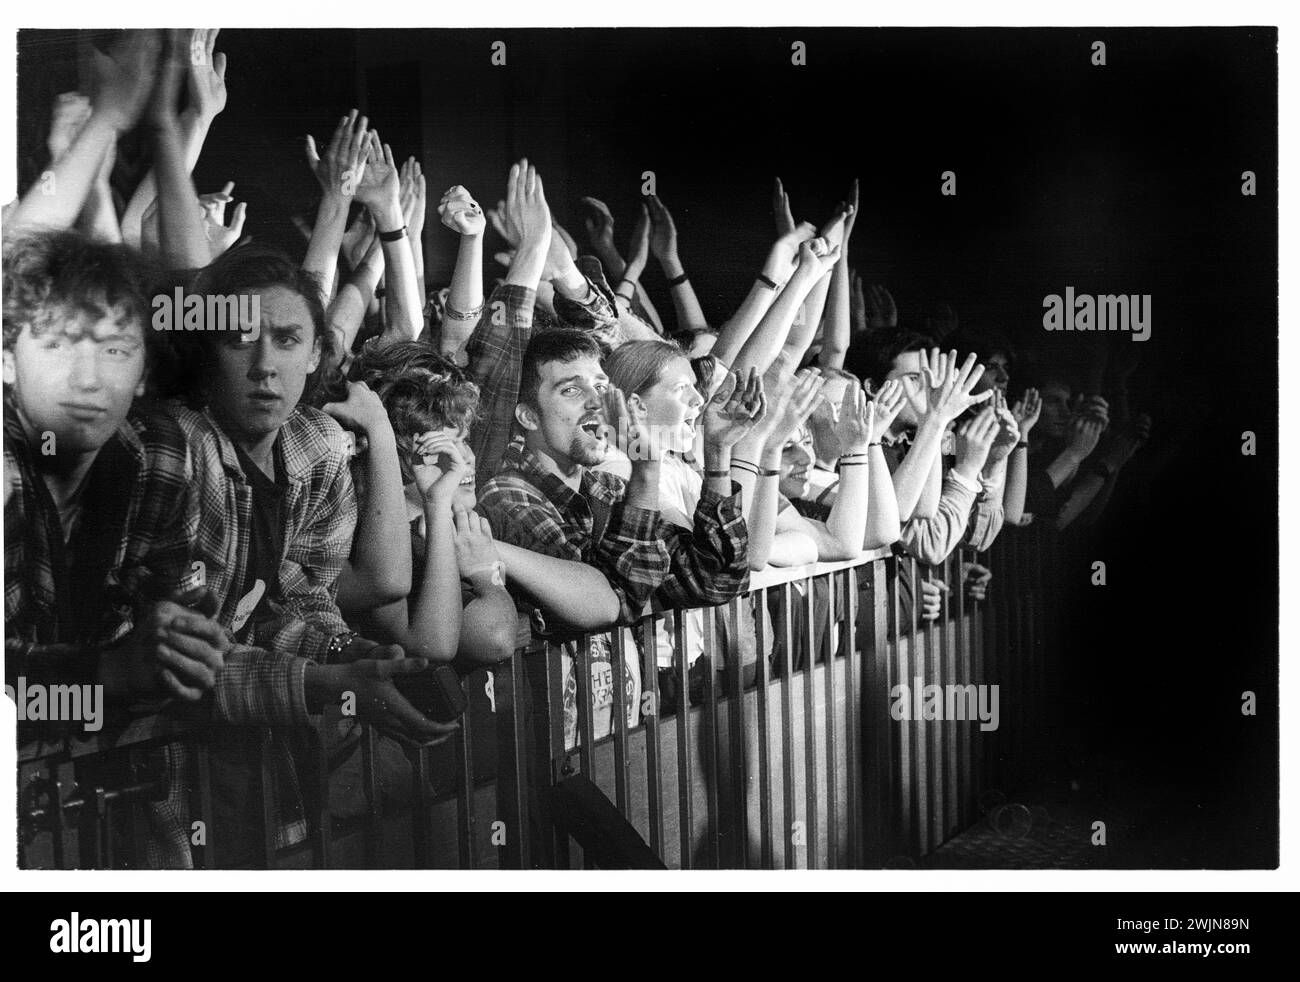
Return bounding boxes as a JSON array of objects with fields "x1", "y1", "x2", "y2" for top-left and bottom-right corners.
[
  {"x1": 258, "y1": 731, "x2": 278, "y2": 868},
  {"x1": 942, "y1": 558, "x2": 958, "y2": 842},
  {"x1": 909, "y1": 557, "x2": 927, "y2": 858},
  {"x1": 673, "y1": 611, "x2": 694, "y2": 870},
  {"x1": 842, "y1": 565, "x2": 860, "y2": 866},
  {"x1": 801, "y1": 575, "x2": 819, "y2": 868},
  {"x1": 926, "y1": 567, "x2": 944, "y2": 852},
  {"x1": 887, "y1": 556, "x2": 908, "y2": 859},
  {"x1": 754, "y1": 588, "x2": 774, "y2": 869},
  {"x1": 703, "y1": 607, "x2": 721, "y2": 867},
  {"x1": 195, "y1": 742, "x2": 214, "y2": 870},
  {"x1": 726, "y1": 596, "x2": 748, "y2": 869},
  {"x1": 956, "y1": 551, "x2": 972, "y2": 830},
  {"x1": 454, "y1": 706, "x2": 476, "y2": 869},
  {"x1": 577, "y1": 636, "x2": 596, "y2": 780},
  {"x1": 544, "y1": 643, "x2": 573, "y2": 870},
  {"x1": 642, "y1": 616, "x2": 664, "y2": 860},
  {"x1": 780, "y1": 581, "x2": 797, "y2": 869},
  {"x1": 610, "y1": 628, "x2": 630, "y2": 816},
  {"x1": 863, "y1": 557, "x2": 891, "y2": 867},
  {"x1": 823, "y1": 571, "x2": 839, "y2": 869},
  {"x1": 493, "y1": 652, "x2": 530, "y2": 869},
  {"x1": 408, "y1": 745, "x2": 432, "y2": 868},
  {"x1": 362, "y1": 723, "x2": 382, "y2": 867}
]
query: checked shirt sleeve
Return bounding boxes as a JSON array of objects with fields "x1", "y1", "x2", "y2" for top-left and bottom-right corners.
[
  {"x1": 466, "y1": 283, "x2": 537, "y2": 483},
  {"x1": 653, "y1": 483, "x2": 750, "y2": 609}
]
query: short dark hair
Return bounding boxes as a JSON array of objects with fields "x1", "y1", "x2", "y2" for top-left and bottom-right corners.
[
  {"x1": 3, "y1": 230, "x2": 160, "y2": 354},
  {"x1": 851, "y1": 329, "x2": 936, "y2": 389},
  {"x1": 153, "y1": 244, "x2": 333, "y2": 405},
  {"x1": 349, "y1": 341, "x2": 480, "y2": 484},
  {"x1": 518, "y1": 329, "x2": 603, "y2": 409}
]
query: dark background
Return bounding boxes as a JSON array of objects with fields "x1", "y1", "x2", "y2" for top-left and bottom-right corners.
[{"x1": 15, "y1": 27, "x2": 1278, "y2": 866}]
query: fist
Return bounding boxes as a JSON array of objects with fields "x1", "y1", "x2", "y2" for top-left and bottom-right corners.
[{"x1": 439, "y1": 185, "x2": 485, "y2": 236}]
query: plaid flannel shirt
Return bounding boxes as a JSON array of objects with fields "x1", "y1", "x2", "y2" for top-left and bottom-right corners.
[
  {"x1": 164, "y1": 400, "x2": 357, "y2": 861},
  {"x1": 5, "y1": 401, "x2": 199, "y2": 868},
  {"x1": 4, "y1": 401, "x2": 196, "y2": 687},
  {"x1": 466, "y1": 257, "x2": 617, "y2": 486},
  {"x1": 477, "y1": 440, "x2": 669, "y2": 631}
]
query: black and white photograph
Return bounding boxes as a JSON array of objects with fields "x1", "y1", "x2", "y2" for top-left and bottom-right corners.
[{"x1": 1, "y1": 9, "x2": 1283, "y2": 922}]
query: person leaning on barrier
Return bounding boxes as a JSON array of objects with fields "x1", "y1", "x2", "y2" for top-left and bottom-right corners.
[
  {"x1": 153, "y1": 245, "x2": 457, "y2": 865},
  {"x1": 3, "y1": 230, "x2": 230, "y2": 868},
  {"x1": 598, "y1": 338, "x2": 761, "y2": 711}
]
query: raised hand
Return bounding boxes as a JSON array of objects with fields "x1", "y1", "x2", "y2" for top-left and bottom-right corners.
[
  {"x1": 766, "y1": 367, "x2": 827, "y2": 449},
  {"x1": 580, "y1": 195, "x2": 617, "y2": 256},
  {"x1": 841, "y1": 178, "x2": 861, "y2": 242},
  {"x1": 646, "y1": 194, "x2": 679, "y2": 264},
  {"x1": 355, "y1": 132, "x2": 401, "y2": 215},
  {"x1": 145, "y1": 29, "x2": 187, "y2": 131},
  {"x1": 794, "y1": 236, "x2": 841, "y2": 282},
  {"x1": 772, "y1": 176, "x2": 797, "y2": 237},
  {"x1": 868, "y1": 377, "x2": 906, "y2": 435},
  {"x1": 954, "y1": 406, "x2": 1000, "y2": 479},
  {"x1": 198, "y1": 182, "x2": 248, "y2": 259},
  {"x1": 1065, "y1": 415, "x2": 1105, "y2": 463},
  {"x1": 702, "y1": 368, "x2": 766, "y2": 450},
  {"x1": 89, "y1": 29, "x2": 160, "y2": 133},
  {"x1": 1099, "y1": 412, "x2": 1152, "y2": 469},
  {"x1": 439, "y1": 185, "x2": 485, "y2": 237},
  {"x1": 624, "y1": 202, "x2": 651, "y2": 280},
  {"x1": 185, "y1": 27, "x2": 227, "y2": 121},
  {"x1": 399, "y1": 157, "x2": 427, "y2": 238},
  {"x1": 830, "y1": 381, "x2": 875, "y2": 455},
  {"x1": 984, "y1": 389, "x2": 1022, "y2": 467},
  {"x1": 47, "y1": 92, "x2": 92, "y2": 163},
  {"x1": 602, "y1": 385, "x2": 659, "y2": 463},
  {"x1": 1011, "y1": 387, "x2": 1042, "y2": 438},
  {"x1": 306, "y1": 110, "x2": 369, "y2": 201},
  {"x1": 904, "y1": 348, "x2": 992, "y2": 426},
  {"x1": 503, "y1": 158, "x2": 552, "y2": 252}
]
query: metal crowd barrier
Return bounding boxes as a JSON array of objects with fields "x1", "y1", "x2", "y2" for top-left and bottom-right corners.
[{"x1": 17, "y1": 525, "x2": 1057, "y2": 869}]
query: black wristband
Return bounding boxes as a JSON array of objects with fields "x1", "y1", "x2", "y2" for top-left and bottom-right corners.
[
  {"x1": 379, "y1": 226, "x2": 408, "y2": 242},
  {"x1": 756, "y1": 273, "x2": 779, "y2": 290},
  {"x1": 1015, "y1": 441, "x2": 1029, "y2": 449},
  {"x1": 704, "y1": 468, "x2": 731, "y2": 478},
  {"x1": 667, "y1": 271, "x2": 690, "y2": 287}
]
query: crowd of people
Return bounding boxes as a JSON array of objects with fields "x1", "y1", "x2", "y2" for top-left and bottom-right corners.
[{"x1": 4, "y1": 30, "x2": 1152, "y2": 867}]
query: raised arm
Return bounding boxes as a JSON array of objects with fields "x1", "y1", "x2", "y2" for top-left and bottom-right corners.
[
  {"x1": 1004, "y1": 387, "x2": 1040, "y2": 525},
  {"x1": 325, "y1": 382, "x2": 413, "y2": 615},
  {"x1": 731, "y1": 236, "x2": 840, "y2": 378},
  {"x1": 436, "y1": 184, "x2": 486, "y2": 361},
  {"x1": 647, "y1": 194, "x2": 708, "y2": 333},
  {"x1": 355, "y1": 133, "x2": 423, "y2": 346},
  {"x1": 149, "y1": 31, "x2": 210, "y2": 270},
  {"x1": 399, "y1": 157, "x2": 428, "y2": 305},
  {"x1": 302, "y1": 110, "x2": 370, "y2": 301},
  {"x1": 120, "y1": 28, "x2": 226, "y2": 248},
  {"x1": 820, "y1": 180, "x2": 859, "y2": 370},
  {"x1": 8, "y1": 31, "x2": 156, "y2": 237},
  {"x1": 893, "y1": 349, "x2": 991, "y2": 520}
]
